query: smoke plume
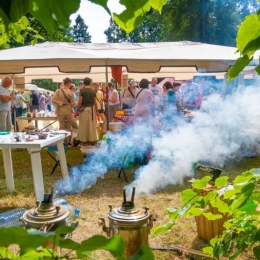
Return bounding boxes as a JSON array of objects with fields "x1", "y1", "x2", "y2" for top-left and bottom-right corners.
[{"x1": 54, "y1": 81, "x2": 260, "y2": 196}]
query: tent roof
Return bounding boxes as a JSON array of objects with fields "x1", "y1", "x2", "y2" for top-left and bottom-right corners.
[{"x1": 0, "y1": 41, "x2": 258, "y2": 81}]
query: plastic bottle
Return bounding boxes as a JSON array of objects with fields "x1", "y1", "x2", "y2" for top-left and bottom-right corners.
[
  {"x1": 53, "y1": 198, "x2": 80, "y2": 223},
  {"x1": 0, "y1": 208, "x2": 27, "y2": 228},
  {"x1": 53, "y1": 198, "x2": 67, "y2": 205}
]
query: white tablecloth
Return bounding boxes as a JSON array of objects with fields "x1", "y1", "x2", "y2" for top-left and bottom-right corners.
[{"x1": 0, "y1": 132, "x2": 71, "y2": 200}]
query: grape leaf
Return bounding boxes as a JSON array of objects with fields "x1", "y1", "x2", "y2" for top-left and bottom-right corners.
[
  {"x1": 203, "y1": 212, "x2": 222, "y2": 220},
  {"x1": 153, "y1": 220, "x2": 175, "y2": 236},
  {"x1": 28, "y1": 0, "x2": 81, "y2": 34},
  {"x1": 237, "y1": 14, "x2": 260, "y2": 55},
  {"x1": 215, "y1": 176, "x2": 229, "y2": 187},
  {"x1": 181, "y1": 188, "x2": 197, "y2": 205},
  {"x1": 113, "y1": 0, "x2": 167, "y2": 34}
]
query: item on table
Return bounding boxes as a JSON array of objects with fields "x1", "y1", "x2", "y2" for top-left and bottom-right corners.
[
  {"x1": 115, "y1": 110, "x2": 125, "y2": 116},
  {"x1": 124, "y1": 109, "x2": 134, "y2": 116},
  {"x1": 25, "y1": 136, "x2": 35, "y2": 142},
  {"x1": 24, "y1": 125, "x2": 38, "y2": 134},
  {"x1": 38, "y1": 133, "x2": 48, "y2": 139}
]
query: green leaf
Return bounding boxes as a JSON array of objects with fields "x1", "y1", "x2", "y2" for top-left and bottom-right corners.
[
  {"x1": 149, "y1": 0, "x2": 168, "y2": 13},
  {"x1": 203, "y1": 212, "x2": 222, "y2": 220},
  {"x1": 113, "y1": 0, "x2": 151, "y2": 34},
  {"x1": 54, "y1": 224, "x2": 77, "y2": 236},
  {"x1": 215, "y1": 176, "x2": 229, "y2": 187},
  {"x1": 152, "y1": 220, "x2": 175, "y2": 236},
  {"x1": 255, "y1": 64, "x2": 260, "y2": 75},
  {"x1": 28, "y1": 0, "x2": 81, "y2": 34},
  {"x1": 253, "y1": 246, "x2": 260, "y2": 260},
  {"x1": 78, "y1": 235, "x2": 125, "y2": 257},
  {"x1": 237, "y1": 14, "x2": 260, "y2": 55},
  {"x1": 20, "y1": 250, "x2": 51, "y2": 259},
  {"x1": 238, "y1": 197, "x2": 258, "y2": 213},
  {"x1": 90, "y1": 0, "x2": 110, "y2": 14},
  {"x1": 252, "y1": 191, "x2": 260, "y2": 201},
  {"x1": 223, "y1": 220, "x2": 233, "y2": 230},
  {"x1": 0, "y1": 247, "x2": 17, "y2": 259},
  {"x1": 213, "y1": 241, "x2": 225, "y2": 259},
  {"x1": 0, "y1": 0, "x2": 29, "y2": 29},
  {"x1": 178, "y1": 204, "x2": 193, "y2": 216},
  {"x1": 166, "y1": 208, "x2": 179, "y2": 219},
  {"x1": 231, "y1": 183, "x2": 255, "y2": 211},
  {"x1": 234, "y1": 171, "x2": 254, "y2": 187},
  {"x1": 223, "y1": 189, "x2": 235, "y2": 199},
  {"x1": 228, "y1": 55, "x2": 253, "y2": 82},
  {"x1": 112, "y1": 0, "x2": 168, "y2": 34},
  {"x1": 253, "y1": 230, "x2": 260, "y2": 242},
  {"x1": 202, "y1": 246, "x2": 213, "y2": 256},
  {"x1": 59, "y1": 238, "x2": 81, "y2": 250},
  {"x1": 128, "y1": 245, "x2": 155, "y2": 260},
  {"x1": 192, "y1": 176, "x2": 212, "y2": 189},
  {"x1": 204, "y1": 190, "x2": 217, "y2": 204},
  {"x1": 210, "y1": 196, "x2": 229, "y2": 214},
  {"x1": 180, "y1": 188, "x2": 198, "y2": 205},
  {"x1": 0, "y1": 227, "x2": 28, "y2": 247},
  {"x1": 209, "y1": 237, "x2": 219, "y2": 247},
  {"x1": 186, "y1": 206, "x2": 205, "y2": 216},
  {"x1": 243, "y1": 35, "x2": 260, "y2": 53}
]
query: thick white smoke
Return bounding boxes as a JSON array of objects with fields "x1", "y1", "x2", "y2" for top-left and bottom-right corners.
[
  {"x1": 54, "y1": 82, "x2": 260, "y2": 196},
  {"x1": 127, "y1": 83, "x2": 260, "y2": 194}
]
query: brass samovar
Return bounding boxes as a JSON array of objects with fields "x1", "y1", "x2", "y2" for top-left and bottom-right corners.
[{"x1": 99, "y1": 187, "x2": 156, "y2": 257}]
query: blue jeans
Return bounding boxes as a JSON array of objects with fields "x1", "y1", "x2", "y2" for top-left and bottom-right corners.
[{"x1": 0, "y1": 111, "x2": 11, "y2": 132}]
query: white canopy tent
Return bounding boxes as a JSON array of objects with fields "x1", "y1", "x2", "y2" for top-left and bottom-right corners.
[
  {"x1": 23, "y1": 83, "x2": 54, "y2": 94},
  {"x1": 0, "y1": 41, "x2": 258, "y2": 84}
]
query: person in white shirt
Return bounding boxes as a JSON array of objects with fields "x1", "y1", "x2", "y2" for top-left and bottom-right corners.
[
  {"x1": 121, "y1": 80, "x2": 138, "y2": 109},
  {"x1": 149, "y1": 77, "x2": 163, "y2": 114}
]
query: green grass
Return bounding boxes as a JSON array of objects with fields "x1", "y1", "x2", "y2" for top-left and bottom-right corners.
[{"x1": 0, "y1": 148, "x2": 259, "y2": 259}]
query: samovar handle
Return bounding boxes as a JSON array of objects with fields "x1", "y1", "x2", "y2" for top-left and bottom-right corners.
[
  {"x1": 148, "y1": 214, "x2": 156, "y2": 232},
  {"x1": 98, "y1": 218, "x2": 111, "y2": 237}
]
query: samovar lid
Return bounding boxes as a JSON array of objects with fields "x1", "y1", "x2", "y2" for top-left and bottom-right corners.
[
  {"x1": 22, "y1": 187, "x2": 69, "y2": 227},
  {"x1": 107, "y1": 187, "x2": 149, "y2": 222}
]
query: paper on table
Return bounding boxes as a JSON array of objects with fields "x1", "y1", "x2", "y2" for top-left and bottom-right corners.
[{"x1": 51, "y1": 130, "x2": 68, "y2": 135}]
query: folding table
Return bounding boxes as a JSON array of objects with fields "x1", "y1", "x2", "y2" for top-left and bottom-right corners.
[{"x1": 0, "y1": 132, "x2": 71, "y2": 201}]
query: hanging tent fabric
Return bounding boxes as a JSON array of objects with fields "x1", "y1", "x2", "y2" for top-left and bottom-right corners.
[{"x1": 0, "y1": 41, "x2": 258, "y2": 83}]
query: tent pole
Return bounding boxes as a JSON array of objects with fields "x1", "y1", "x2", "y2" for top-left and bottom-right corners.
[
  {"x1": 105, "y1": 66, "x2": 109, "y2": 131},
  {"x1": 12, "y1": 75, "x2": 16, "y2": 132}
]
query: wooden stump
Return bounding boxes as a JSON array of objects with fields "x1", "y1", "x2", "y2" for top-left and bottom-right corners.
[{"x1": 194, "y1": 184, "x2": 230, "y2": 242}]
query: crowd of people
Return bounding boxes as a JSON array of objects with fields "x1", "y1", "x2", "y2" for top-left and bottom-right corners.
[{"x1": 0, "y1": 75, "x2": 220, "y2": 145}]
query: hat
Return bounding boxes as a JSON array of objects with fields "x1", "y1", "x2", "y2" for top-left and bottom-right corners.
[{"x1": 129, "y1": 80, "x2": 136, "y2": 86}]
